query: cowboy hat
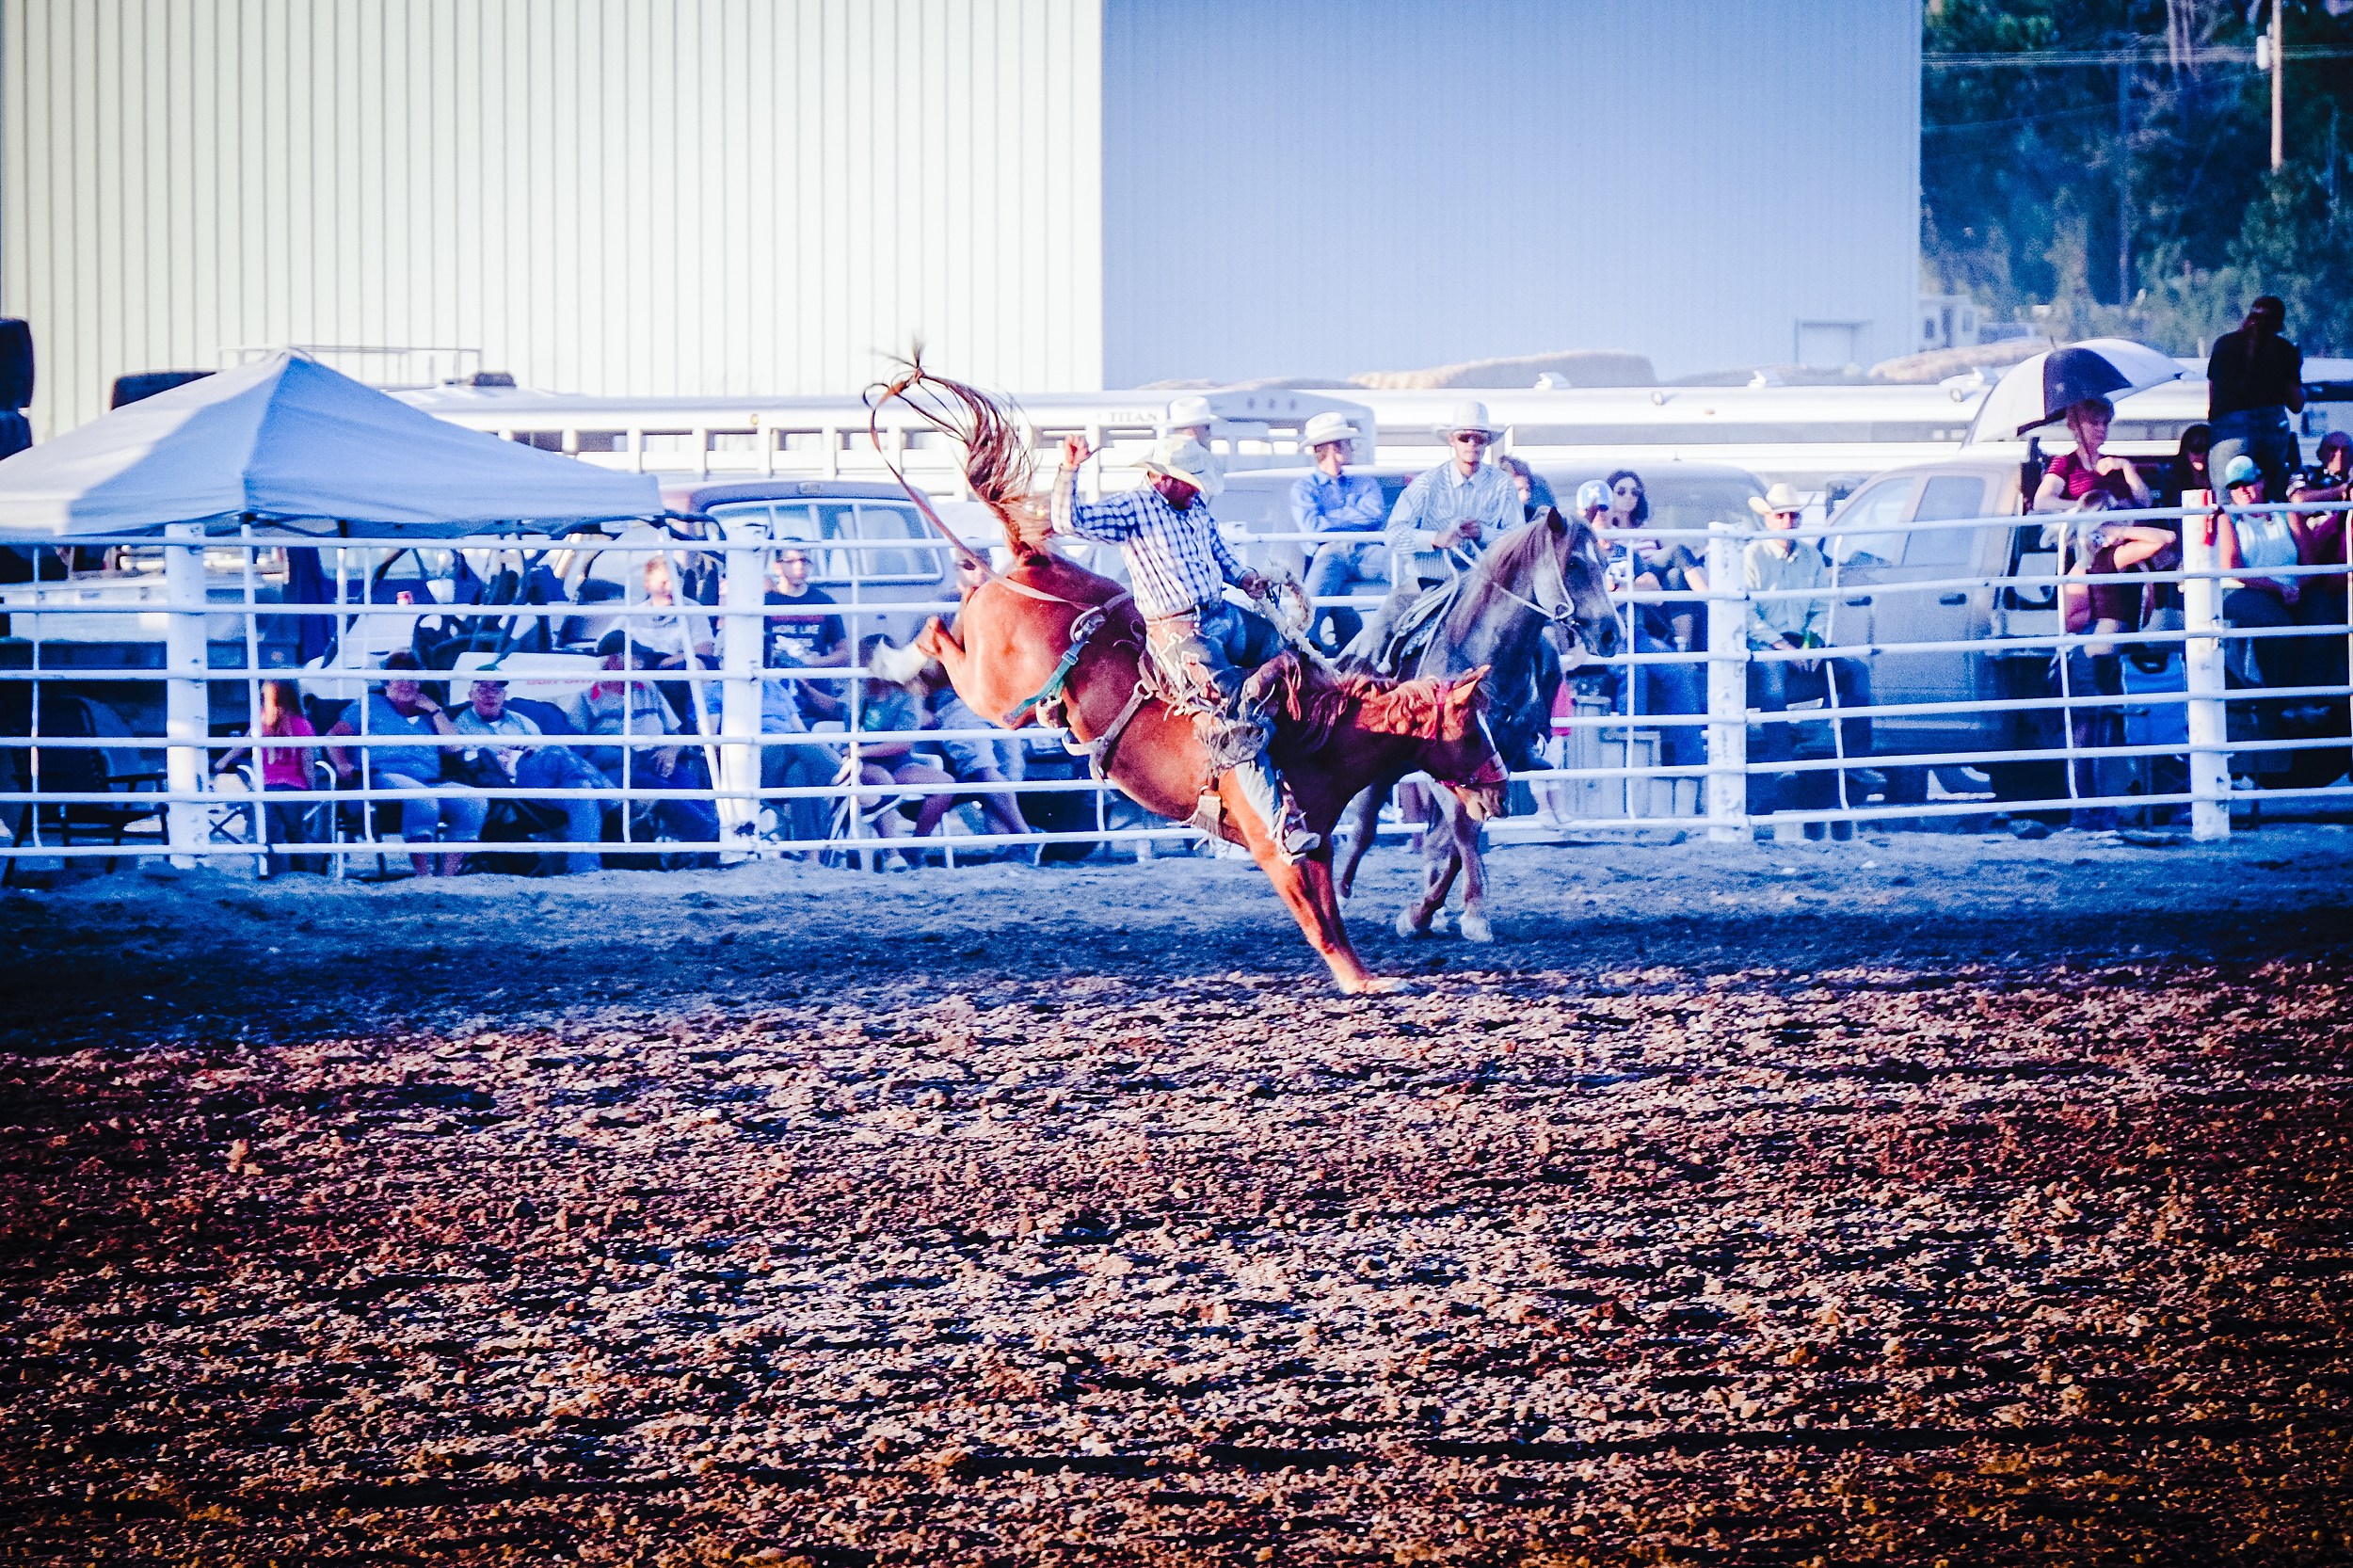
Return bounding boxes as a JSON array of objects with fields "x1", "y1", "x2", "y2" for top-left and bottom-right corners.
[
  {"x1": 1748, "y1": 481, "x2": 1806, "y2": 517},
  {"x1": 1165, "y1": 393, "x2": 1216, "y2": 432},
  {"x1": 1433, "y1": 400, "x2": 1499, "y2": 439},
  {"x1": 1132, "y1": 434, "x2": 1225, "y2": 499},
  {"x1": 1301, "y1": 410, "x2": 1359, "y2": 450}
]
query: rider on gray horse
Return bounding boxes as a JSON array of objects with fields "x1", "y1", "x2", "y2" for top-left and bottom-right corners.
[
  {"x1": 1051, "y1": 433, "x2": 1322, "y2": 861},
  {"x1": 1347, "y1": 400, "x2": 1526, "y2": 669}
]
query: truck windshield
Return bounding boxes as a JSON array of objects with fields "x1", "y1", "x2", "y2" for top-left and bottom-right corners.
[{"x1": 708, "y1": 500, "x2": 944, "y2": 586}]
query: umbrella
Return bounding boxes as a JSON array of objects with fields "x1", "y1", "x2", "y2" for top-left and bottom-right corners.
[{"x1": 1968, "y1": 338, "x2": 2186, "y2": 441}]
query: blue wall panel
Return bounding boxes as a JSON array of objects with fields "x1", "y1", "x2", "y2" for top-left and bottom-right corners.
[{"x1": 1102, "y1": 0, "x2": 1921, "y2": 385}]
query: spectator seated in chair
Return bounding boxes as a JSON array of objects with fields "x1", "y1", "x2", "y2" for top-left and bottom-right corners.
[
  {"x1": 843, "y1": 634, "x2": 960, "y2": 866},
  {"x1": 870, "y1": 636, "x2": 1032, "y2": 856},
  {"x1": 452, "y1": 677, "x2": 612, "y2": 873},
  {"x1": 632, "y1": 555, "x2": 717, "y2": 728},
  {"x1": 571, "y1": 652, "x2": 723, "y2": 848},
  {"x1": 1742, "y1": 484, "x2": 1872, "y2": 835},
  {"x1": 758, "y1": 667, "x2": 840, "y2": 855},
  {"x1": 324, "y1": 652, "x2": 485, "y2": 876}
]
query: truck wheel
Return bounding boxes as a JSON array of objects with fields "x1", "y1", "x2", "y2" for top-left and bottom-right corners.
[
  {"x1": 1017, "y1": 778, "x2": 1098, "y2": 863},
  {"x1": 1986, "y1": 760, "x2": 2067, "y2": 810},
  {"x1": 2273, "y1": 745, "x2": 2351, "y2": 792}
]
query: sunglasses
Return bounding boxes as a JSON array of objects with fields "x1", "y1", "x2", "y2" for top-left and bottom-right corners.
[
  {"x1": 1612, "y1": 483, "x2": 1642, "y2": 495},
  {"x1": 1451, "y1": 431, "x2": 1492, "y2": 445}
]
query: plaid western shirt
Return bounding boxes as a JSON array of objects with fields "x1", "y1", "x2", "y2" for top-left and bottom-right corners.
[{"x1": 1059, "y1": 482, "x2": 1248, "y2": 619}]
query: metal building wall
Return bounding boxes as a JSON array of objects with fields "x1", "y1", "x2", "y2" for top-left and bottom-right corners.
[
  {"x1": 1, "y1": 0, "x2": 1105, "y2": 439},
  {"x1": 1100, "y1": 0, "x2": 1921, "y2": 386}
]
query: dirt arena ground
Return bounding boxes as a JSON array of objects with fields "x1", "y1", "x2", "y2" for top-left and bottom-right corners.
[{"x1": 3, "y1": 827, "x2": 2350, "y2": 1566}]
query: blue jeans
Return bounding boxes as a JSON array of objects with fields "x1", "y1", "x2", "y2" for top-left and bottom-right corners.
[
  {"x1": 516, "y1": 747, "x2": 612, "y2": 872},
  {"x1": 1304, "y1": 536, "x2": 1389, "y2": 653},
  {"x1": 2209, "y1": 408, "x2": 2298, "y2": 504},
  {"x1": 1747, "y1": 656, "x2": 1874, "y2": 815},
  {"x1": 374, "y1": 769, "x2": 487, "y2": 843},
  {"x1": 1144, "y1": 600, "x2": 1300, "y2": 847},
  {"x1": 1614, "y1": 624, "x2": 1706, "y2": 768}
]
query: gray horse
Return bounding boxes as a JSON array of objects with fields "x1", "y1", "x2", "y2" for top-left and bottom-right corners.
[{"x1": 1336, "y1": 507, "x2": 1620, "y2": 941}]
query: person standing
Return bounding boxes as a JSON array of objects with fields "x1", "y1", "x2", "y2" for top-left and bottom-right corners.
[
  {"x1": 1291, "y1": 410, "x2": 1388, "y2": 653},
  {"x1": 2207, "y1": 296, "x2": 2305, "y2": 504}
]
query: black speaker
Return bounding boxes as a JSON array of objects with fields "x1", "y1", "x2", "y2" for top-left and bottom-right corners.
[
  {"x1": 110, "y1": 369, "x2": 214, "y2": 408},
  {"x1": 0, "y1": 320, "x2": 31, "y2": 410}
]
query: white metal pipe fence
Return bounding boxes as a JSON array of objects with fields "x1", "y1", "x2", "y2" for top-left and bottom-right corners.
[{"x1": 1, "y1": 498, "x2": 2346, "y2": 875}]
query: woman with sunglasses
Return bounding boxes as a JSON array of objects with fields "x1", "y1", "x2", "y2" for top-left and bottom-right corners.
[{"x1": 1589, "y1": 473, "x2": 1705, "y2": 769}]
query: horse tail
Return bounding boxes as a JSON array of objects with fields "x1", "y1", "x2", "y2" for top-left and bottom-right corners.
[{"x1": 867, "y1": 350, "x2": 1045, "y2": 563}]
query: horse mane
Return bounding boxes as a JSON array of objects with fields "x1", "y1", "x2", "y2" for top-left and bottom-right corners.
[
  {"x1": 1249, "y1": 652, "x2": 1485, "y2": 751},
  {"x1": 868, "y1": 352, "x2": 1047, "y2": 556},
  {"x1": 1449, "y1": 509, "x2": 1584, "y2": 630}
]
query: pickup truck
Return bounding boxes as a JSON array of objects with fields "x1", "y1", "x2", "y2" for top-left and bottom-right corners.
[{"x1": 1823, "y1": 454, "x2": 2350, "y2": 800}]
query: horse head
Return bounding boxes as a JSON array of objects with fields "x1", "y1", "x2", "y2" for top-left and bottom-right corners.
[
  {"x1": 1533, "y1": 506, "x2": 1622, "y2": 664},
  {"x1": 1419, "y1": 665, "x2": 1510, "y2": 823}
]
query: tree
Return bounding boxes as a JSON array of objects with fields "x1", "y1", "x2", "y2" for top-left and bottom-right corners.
[{"x1": 1924, "y1": 0, "x2": 2353, "y2": 352}]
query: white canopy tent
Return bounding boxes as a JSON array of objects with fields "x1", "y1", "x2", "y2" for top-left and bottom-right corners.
[{"x1": 0, "y1": 350, "x2": 661, "y2": 537}]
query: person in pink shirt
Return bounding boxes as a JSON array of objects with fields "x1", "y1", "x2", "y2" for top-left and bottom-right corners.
[{"x1": 213, "y1": 680, "x2": 325, "y2": 873}]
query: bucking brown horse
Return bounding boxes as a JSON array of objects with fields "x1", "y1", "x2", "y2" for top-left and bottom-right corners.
[{"x1": 874, "y1": 365, "x2": 1507, "y2": 994}]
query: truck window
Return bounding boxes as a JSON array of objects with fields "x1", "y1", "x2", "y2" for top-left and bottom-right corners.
[
  {"x1": 1830, "y1": 478, "x2": 1914, "y2": 564},
  {"x1": 855, "y1": 503, "x2": 945, "y2": 582},
  {"x1": 1906, "y1": 477, "x2": 1988, "y2": 568}
]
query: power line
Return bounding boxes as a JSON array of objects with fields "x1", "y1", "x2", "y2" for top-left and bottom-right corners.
[
  {"x1": 1923, "y1": 103, "x2": 2130, "y2": 137},
  {"x1": 1925, "y1": 43, "x2": 2353, "y2": 68}
]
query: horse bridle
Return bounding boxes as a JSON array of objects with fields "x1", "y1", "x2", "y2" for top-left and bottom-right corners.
[
  {"x1": 1427, "y1": 707, "x2": 1511, "y2": 794},
  {"x1": 1481, "y1": 527, "x2": 1596, "y2": 646}
]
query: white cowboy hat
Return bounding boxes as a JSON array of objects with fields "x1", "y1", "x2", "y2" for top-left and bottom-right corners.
[
  {"x1": 1433, "y1": 400, "x2": 1499, "y2": 439},
  {"x1": 1131, "y1": 434, "x2": 1225, "y2": 499},
  {"x1": 1165, "y1": 394, "x2": 1216, "y2": 432},
  {"x1": 1748, "y1": 481, "x2": 1806, "y2": 517},
  {"x1": 1301, "y1": 410, "x2": 1360, "y2": 450}
]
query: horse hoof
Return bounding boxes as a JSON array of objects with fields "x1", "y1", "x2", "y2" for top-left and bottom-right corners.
[
  {"x1": 1459, "y1": 910, "x2": 1495, "y2": 944},
  {"x1": 1429, "y1": 908, "x2": 1455, "y2": 935},
  {"x1": 1348, "y1": 975, "x2": 1411, "y2": 995},
  {"x1": 1395, "y1": 907, "x2": 1430, "y2": 939}
]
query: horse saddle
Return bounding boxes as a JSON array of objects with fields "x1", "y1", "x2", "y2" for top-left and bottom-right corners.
[{"x1": 1352, "y1": 579, "x2": 1462, "y2": 678}]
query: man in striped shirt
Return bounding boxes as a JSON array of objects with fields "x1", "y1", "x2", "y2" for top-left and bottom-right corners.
[{"x1": 1053, "y1": 434, "x2": 1320, "y2": 859}]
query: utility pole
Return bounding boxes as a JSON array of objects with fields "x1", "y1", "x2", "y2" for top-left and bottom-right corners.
[
  {"x1": 2117, "y1": 57, "x2": 2132, "y2": 306},
  {"x1": 2271, "y1": 0, "x2": 2285, "y2": 170}
]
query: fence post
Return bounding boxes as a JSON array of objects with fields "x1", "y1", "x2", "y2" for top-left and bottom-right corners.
[
  {"x1": 2180, "y1": 512, "x2": 2231, "y2": 841},
  {"x1": 163, "y1": 523, "x2": 210, "y2": 866},
  {"x1": 1704, "y1": 520, "x2": 1749, "y2": 844},
  {"x1": 719, "y1": 532, "x2": 764, "y2": 858}
]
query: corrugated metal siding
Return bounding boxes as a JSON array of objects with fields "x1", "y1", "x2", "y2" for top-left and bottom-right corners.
[
  {"x1": 2, "y1": 0, "x2": 1105, "y2": 439},
  {"x1": 1101, "y1": 0, "x2": 1920, "y2": 385}
]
